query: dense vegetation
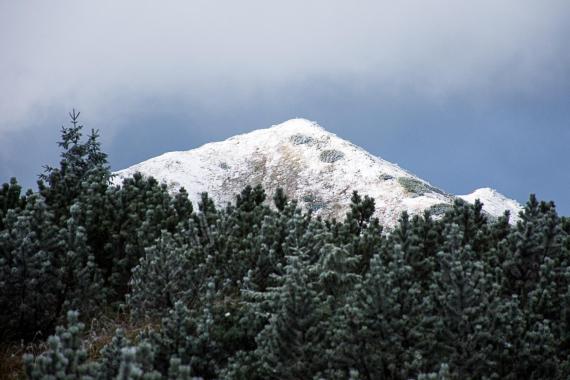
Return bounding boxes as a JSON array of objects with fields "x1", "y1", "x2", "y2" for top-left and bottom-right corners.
[{"x1": 2, "y1": 112, "x2": 570, "y2": 379}]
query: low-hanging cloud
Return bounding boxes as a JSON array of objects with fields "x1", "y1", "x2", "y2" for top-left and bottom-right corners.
[{"x1": 1, "y1": 0, "x2": 569, "y2": 136}]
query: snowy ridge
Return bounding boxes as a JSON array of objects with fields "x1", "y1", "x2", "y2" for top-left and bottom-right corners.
[
  {"x1": 459, "y1": 188, "x2": 522, "y2": 221},
  {"x1": 114, "y1": 119, "x2": 521, "y2": 227}
]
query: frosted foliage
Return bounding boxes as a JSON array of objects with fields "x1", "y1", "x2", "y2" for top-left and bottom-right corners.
[
  {"x1": 398, "y1": 177, "x2": 446, "y2": 197},
  {"x1": 302, "y1": 193, "x2": 327, "y2": 212},
  {"x1": 319, "y1": 149, "x2": 345, "y2": 163},
  {"x1": 428, "y1": 203, "x2": 454, "y2": 217},
  {"x1": 290, "y1": 134, "x2": 315, "y2": 145}
]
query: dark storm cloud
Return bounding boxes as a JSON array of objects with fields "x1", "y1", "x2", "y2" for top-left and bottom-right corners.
[{"x1": 1, "y1": 0, "x2": 569, "y2": 134}]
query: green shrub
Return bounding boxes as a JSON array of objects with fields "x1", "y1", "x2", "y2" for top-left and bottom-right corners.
[
  {"x1": 320, "y1": 149, "x2": 345, "y2": 163},
  {"x1": 398, "y1": 176, "x2": 447, "y2": 196},
  {"x1": 428, "y1": 203, "x2": 454, "y2": 216},
  {"x1": 302, "y1": 194, "x2": 327, "y2": 212}
]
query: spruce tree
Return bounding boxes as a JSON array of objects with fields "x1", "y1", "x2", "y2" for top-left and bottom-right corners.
[{"x1": 39, "y1": 109, "x2": 110, "y2": 224}]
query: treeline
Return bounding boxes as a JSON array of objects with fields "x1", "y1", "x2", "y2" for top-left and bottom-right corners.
[{"x1": 2, "y1": 113, "x2": 570, "y2": 379}]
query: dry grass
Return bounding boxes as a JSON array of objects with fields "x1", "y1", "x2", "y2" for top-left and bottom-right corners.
[
  {"x1": 0, "y1": 342, "x2": 46, "y2": 380},
  {"x1": 0, "y1": 310, "x2": 159, "y2": 380},
  {"x1": 81, "y1": 310, "x2": 159, "y2": 362}
]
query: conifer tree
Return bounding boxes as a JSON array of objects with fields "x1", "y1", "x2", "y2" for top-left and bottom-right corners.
[
  {"x1": 0, "y1": 177, "x2": 27, "y2": 230},
  {"x1": 39, "y1": 109, "x2": 110, "y2": 224},
  {"x1": 98, "y1": 329, "x2": 132, "y2": 380},
  {"x1": 273, "y1": 188, "x2": 288, "y2": 212},
  {"x1": 347, "y1": 191, "x2": 376, "y2": 230},
  {"x1": 0, "y1": 194, "x2": 60, "y2": 341},
  {"x1": 429, "y1": 224, "x2": 500, "y2": 377},
  {"x1": 128, "y1": 231, "x2": 207, "y2": 318},
  {"x1": 53, "y1": 203, "x2": 105, "y2": 319},
  {"x1": 500, "y1": 195, "x2": 557, "y2": 307},
  {"x1": 253, "y1": 254, "x2": 327, "y2": 379},
  {"x1": 24, "y1": 311, "x2": 96, "y2": 379}
]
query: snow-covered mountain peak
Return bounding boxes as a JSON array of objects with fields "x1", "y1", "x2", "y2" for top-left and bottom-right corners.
[
  {"x1": 271, "y1": 118, "x2": 324, "y2": 132},
  {"x1": 223, "y1": 118, "x2": 334, "y2": 150},
  {"x1": 459, "y1": 188, "x2": 522, "y2": 220},
  {"x1": 114, "y1": 119, "x2": 521, "y2": 227}
]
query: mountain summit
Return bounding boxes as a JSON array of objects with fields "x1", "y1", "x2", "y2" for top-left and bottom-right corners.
[{"x1": 114, "y1": 119, "x2": 521, "y2": 227}]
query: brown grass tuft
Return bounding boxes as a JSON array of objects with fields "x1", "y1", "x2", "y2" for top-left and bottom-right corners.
[{"x1": 0, "y1": 310, "x2": 160, "y2": 380}]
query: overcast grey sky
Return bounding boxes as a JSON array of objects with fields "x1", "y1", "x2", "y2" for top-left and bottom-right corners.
[{"x1": 1, "y1": 1, "x2": 569, "y2": 214}]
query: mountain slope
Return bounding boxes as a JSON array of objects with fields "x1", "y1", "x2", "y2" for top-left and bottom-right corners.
[
  {"x1": 114, "y1": 119, "x2": 521, "y2": 227},
  {"x1": 459, "y1": 187, "x2": 522, "y2": 220}
]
